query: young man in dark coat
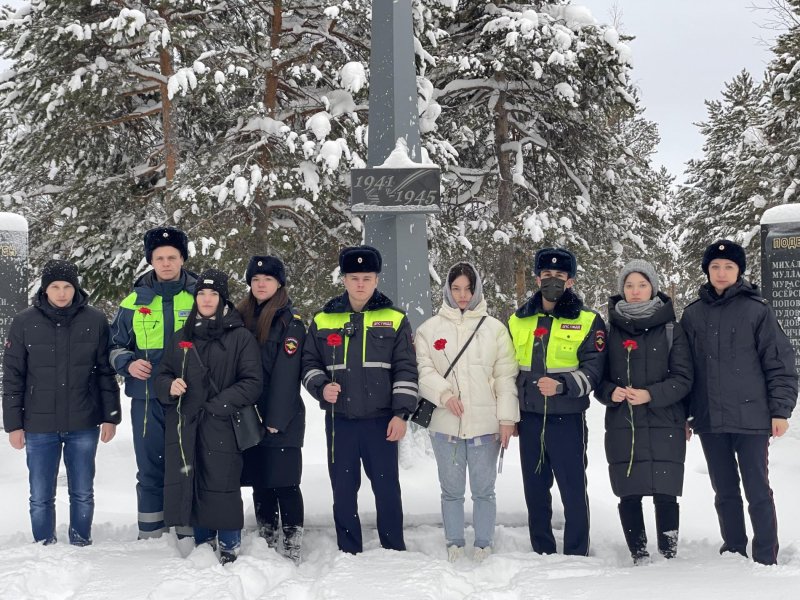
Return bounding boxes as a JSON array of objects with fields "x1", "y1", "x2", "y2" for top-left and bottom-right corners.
[
  {"x1": 598, "y1": 259, "x2": 693, "y2": 563},
  {"x1": 155, "y1": 268, "x2": 262, "y2": 564},
  {"x1": 508, "y1": 248, "x2": 607, "y2": 556},
  {"x1": 237, "y1": 255, "x2": 307, "y2": 564},
  {"x1": 301, "y1": 245, "x2": 418, "y2": 554},
  {"x1": 3, "y1": 260, "x2": 121, "y2": 545},
  {"x1": 681, "y1": 240, "x2": 798, "y2": 565},
  {"x1": 109, "y1": 226, "x2": 197, "y2": 539}
]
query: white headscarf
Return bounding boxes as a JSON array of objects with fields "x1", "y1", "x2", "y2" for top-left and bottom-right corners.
[{"x1": 443, "y1": 261, "x2": 484, "y2": 312}]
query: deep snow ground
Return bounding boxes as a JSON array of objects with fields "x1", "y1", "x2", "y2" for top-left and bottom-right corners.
[{"x1": 0, "y1": 395, "x2": 799, "y2": 599}]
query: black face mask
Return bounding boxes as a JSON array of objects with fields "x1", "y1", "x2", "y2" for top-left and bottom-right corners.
[{"x1": 540, "y1": 277, "x2": 567, "y2": 303}]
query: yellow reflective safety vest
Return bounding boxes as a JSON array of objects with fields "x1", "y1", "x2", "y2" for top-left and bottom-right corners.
[
  {"x1": 119, "y1": 292, "x2": 195, "y2": 351},
  {"x1": 301, "y1": 292, "x2": 419, "y2": 420},
  {"x1": 109, "y1": 271, "x2": 197, "y2": 398},
  {"x1": 508, "y1": 290, "x2": 606, "y2": 414}
]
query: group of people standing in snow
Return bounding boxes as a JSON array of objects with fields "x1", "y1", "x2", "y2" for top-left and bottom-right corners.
[{"x1": 2, "y1": 226, "x2": 797, "y2": 568}]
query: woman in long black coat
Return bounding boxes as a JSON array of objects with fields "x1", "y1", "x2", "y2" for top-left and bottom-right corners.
[
  {"x1": 598, "y1": 259, "x2": 693, "y2": 564},
  {"x1": 237, "y1": 256, "x2": 306, "y2": 564},
  {"x1": 155, "y1": 268, "x2": 261, "y2": 564}
]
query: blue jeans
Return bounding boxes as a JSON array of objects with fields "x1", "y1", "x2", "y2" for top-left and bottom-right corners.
[
  {"x1": 430, "y1": 433, "x2": 501, "y2": 549},
  {"x1": 25, "y1": 427, "x2": 100, "y2": 545},
  {"x1": 194, "y1": 527, "x2": 241, "y2": 552}
]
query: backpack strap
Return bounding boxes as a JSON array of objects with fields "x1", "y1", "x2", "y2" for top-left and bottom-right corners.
[{"x1": 665, "y1": 321, "x2": 674, "y2": 353}]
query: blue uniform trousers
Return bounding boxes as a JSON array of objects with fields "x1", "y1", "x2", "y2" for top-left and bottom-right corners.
[
  {"x1": 325, "y1": 413, "x2": 405, "y2": 554},
  {"x1": 131, "y1": 396, "x2": 167, "y2": 538},
  {"x1": 518, "y1": 410, "x2": 590, "y2": 556}
]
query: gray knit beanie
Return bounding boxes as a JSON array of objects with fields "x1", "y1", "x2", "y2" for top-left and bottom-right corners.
[{"x1": 618, "y1": 259, "x2": 659, "y2": 298}]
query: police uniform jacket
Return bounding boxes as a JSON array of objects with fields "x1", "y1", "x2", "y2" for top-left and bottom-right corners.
[
  {"x1": 680, "y1": 279, "x2": 797, "y2": 435},
  {"x1": 110, "y1": 269, "x2": 197, "y2": 399},
  {"x1": 250, "y1": 302, "x2": 306, "y2": 449},
  {"x1": 508, "y1": 288, "x2": 607, "y2": 415},
  {"x1": 301, "y1": 290, "x2": 418, "y2": 419}
]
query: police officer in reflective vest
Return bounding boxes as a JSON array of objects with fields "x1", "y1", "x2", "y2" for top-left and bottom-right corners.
[
  {"x1": 301, "y1": 245, "x2": 418, "y2": 554},
  {"x1": 109, "y1": 227, "x2": 197, "y2": 539},
  {"x1": 508, "y1": 248, "x2": 607, "y2": 556}
]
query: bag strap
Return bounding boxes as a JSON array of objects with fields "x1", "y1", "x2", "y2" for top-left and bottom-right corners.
[
  {"x1": 443, "y1": 316, "x2": 487, "y2": 379},
  {"x1": 190, "y1": 345, "x2": 221, "y2": 395},
  {"x1": 665, "y1": 321, "x2": 674, "y2": 353}
]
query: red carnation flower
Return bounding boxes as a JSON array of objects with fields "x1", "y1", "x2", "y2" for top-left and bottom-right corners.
[
  {"x1": 533, "y1": 327, "x2": 548, "y2": 338},
  {"x1": 178, "y1": 341, "x2": 193, "y2": 349},
  {"x1": 433, "y1": 338, "x2": 447, "y2": 351},
  {"x1": 327, "y1": 333, "x2": 343, "y2": 347},
  {"x1": 622, "y1": 339, "x2": 638, "y2": 351},
  {"x1": 138, "y1": 307, "x2": 153, "y2": 315}
]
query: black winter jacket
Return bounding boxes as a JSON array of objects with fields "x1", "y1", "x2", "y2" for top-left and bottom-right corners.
[
  {"x1": 2, "y1": 289, "x2": 121, "y2": 433},
  {"x1": 680, "y1": 280, "x2": 798, "y2": 434},
  {"x1": 301, "y1": 290, "x2": 418, "y2": 420},
  {"x1": 598, "y1": 294, "x2": 693, "y2": 497},
  {"x1": 155, "y1": 305, "x2": 262, "y2": 530},
  {"x1": 249, "y1": 302, "x2": 306, "y2": 448}
]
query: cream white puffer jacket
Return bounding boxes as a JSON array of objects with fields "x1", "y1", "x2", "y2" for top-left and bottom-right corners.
[{"x1": 415, "y1": 298, "x2": 519, "y2": 438}]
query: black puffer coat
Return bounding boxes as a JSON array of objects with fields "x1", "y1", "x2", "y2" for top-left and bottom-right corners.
[
  {"x1": 598, "y1": 294, "x2": 693, "y2": 498},
  {"x1": 2, "y1": 289, "x2": 121, "y2": 433},
  {"x1": 155, "y1": 305, "x2": 262, "y2": 530},
  {"x1": 680, "y1": 280, "x2": 798, "y2": 434}
]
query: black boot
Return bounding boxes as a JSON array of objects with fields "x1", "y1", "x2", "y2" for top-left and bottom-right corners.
[
  {"x1": 282, "y1": 525, "x2": 303, "y2": 565},
  {"x1": 258, "y1": 523, "x2": 279, "y2": 548},
  {"x1": 254, "y1": 488, "x2": 280, "y2": 548},
  {"x1": 655, "y1": 499, "x2": 679, "y2": 559},
  {"x1": 619, "y1": 501, "x2": 649, "y2": 565}
]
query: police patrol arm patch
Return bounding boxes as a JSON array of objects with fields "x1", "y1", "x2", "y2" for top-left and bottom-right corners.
[
  {"x1": 284, "y1": 337, "x2": 299, "y2": 355},
  {"x1": 594, "y1": 329, "x2": 606, "y2": 352}
]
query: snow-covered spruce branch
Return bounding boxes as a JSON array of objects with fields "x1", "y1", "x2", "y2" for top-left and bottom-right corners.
[
  {"x1": 118, "y1": 84, "x2": 162, "y2": 97},
  {"x1": 506, "y1": 116, "x2": 549, "y2": 150},
  {"x1": 91, "y1": 103, "x2": 163, "y2": 128},
  {"x1": 125, "y1": 62, "x2": 169, "y2": 84},
  {"x1": 436, "y1": 78, "x2": 533, "y2": 98},
  {"x1": 290, "y1": 27, "x2": 353, "y2": 60}
]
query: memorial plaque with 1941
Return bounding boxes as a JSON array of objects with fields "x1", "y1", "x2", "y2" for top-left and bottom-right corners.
[{"x1": 350, "y1": 168, "x2": 440, "y2": 214}]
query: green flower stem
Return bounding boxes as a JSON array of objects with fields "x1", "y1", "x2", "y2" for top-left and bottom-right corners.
[
  {"x1": 626, "y1": 349, "x2": 635, "y2": 478},
  {"x1": 177, "y1": 349, "x2": 189, "y2": 475},
  {"x1": 536, "y1": 396, "x2": 548, "y2": 474}
]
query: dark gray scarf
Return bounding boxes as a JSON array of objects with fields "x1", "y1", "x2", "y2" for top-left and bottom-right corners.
[{"x1": 615, "y1": 297, "x2": 664, "y2": 320}]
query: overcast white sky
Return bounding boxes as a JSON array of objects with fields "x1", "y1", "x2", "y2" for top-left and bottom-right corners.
[
  {"x1": 0, "y1": 0, "x2": 782, "y2": 181},
  {"x1": 581, "y1": 0, "x2": 777, "y2": 180}
]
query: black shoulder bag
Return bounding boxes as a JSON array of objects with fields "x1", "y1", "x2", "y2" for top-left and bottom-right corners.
[
  {"x1": 411, "y1": 316, "x2": 487, "y2": 428},
  {"x1": 191, "y1": 346, "x2": 265, "y2": 451}
]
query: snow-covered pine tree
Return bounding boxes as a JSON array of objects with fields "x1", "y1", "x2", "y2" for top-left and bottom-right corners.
[
  {"x1": 0, "y1": 1, "x2": 235, "y2": 305},
  {"x1": 168, "y1": 1, "x2": 380, "y2": 312},
  {"x1": 675, "y1": 70, "x2": 770, "y2": 295},
  {"x1": 419, "y1": 0, "x2": 646, "y2": 315}
]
